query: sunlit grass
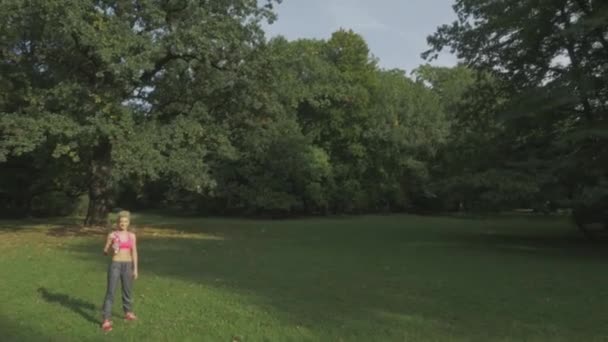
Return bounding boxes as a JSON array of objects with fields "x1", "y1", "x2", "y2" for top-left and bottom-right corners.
[{"x1": 1, "y1": 213, "x2": 607, "y2": 341}]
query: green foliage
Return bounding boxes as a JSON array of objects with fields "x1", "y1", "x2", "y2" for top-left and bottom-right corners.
[
  {"x1": 425, "y1": 0, "x2": 608, "y2": 211},
  {"x1": 242, "y1": 31, "x2": 449, "y2": 214},
  {"x1": 0, "y1": 0, "x2": 280, "y2": 222},
  {"x1": 8, "y1": 0, "x2": 592, "y2": 217},
  {"x1": 1, "y1": 17, "x2": 459, "y2": 217},
  {"x1": 417, "y1": 66, "x2": 530, "y2": 211},
  {"x1": 363, "y1": 69, "x2": 449, "y2": 210},
  {"x1": 138, "y1": 29, "x2": 452, "y2": 216}
]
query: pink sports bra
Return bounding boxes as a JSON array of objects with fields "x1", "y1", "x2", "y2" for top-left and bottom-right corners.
[{"x1": 113, "y1": 232, "x2": 133, "y2": 250}]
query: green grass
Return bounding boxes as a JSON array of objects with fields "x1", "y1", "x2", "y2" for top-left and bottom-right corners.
[{"x1": 1, "y1": 213, "x2": 608, "y2": 341}]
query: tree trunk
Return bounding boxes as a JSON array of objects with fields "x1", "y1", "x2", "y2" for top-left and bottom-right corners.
[{"x1": 84, "y1": 139, "x2": 113, "y2": 227}]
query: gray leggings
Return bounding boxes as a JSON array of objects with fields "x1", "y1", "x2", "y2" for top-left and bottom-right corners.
[{"x1": 102, "y1": 261, "x2": 134, "y2": 320}]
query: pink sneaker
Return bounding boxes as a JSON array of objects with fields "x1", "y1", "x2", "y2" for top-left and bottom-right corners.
[
  {"x1": 101, "y1": 320, "x2": 112, "y2": 332},
  {"x1": 125, "y1": 312, "x2": 137, "y2": 321}
]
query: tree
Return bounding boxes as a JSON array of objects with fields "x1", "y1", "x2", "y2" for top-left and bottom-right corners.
[
  {"x1": 0, "y1": 151, "x2": 86, "y2": 217},
  {"x1": 364, "y1": 68, "x2": 449, "y2": 211},
  {"x1": 413, "y1": 66, "x2": 533, "y2": 211},
  {"x1": 264, "y1": 32, "x2": 450, "y2": 214},
  {"x1": 274, "y1": 30, "x2": 382, "y2": 212},
  {"x1": 0, "y1": 0, "x2": 279, "y2": 225},
  {"x1": 424, "y1": 0, "x2": 608, "y2": 214}
]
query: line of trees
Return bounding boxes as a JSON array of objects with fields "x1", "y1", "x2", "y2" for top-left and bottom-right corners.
[{"x1": 1, "y1": 0, "x2": 606, "y2": 226}]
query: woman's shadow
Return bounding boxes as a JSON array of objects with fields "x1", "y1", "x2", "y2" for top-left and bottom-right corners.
[{"x1": 37, "y1": 287, "x2": 99, "y2": 325}]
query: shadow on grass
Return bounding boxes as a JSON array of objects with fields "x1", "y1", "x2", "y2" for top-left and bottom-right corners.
[
  {"x1": 0, "y1": 316, "x2": 48, "y2": 342},
  {"x1": 37, "y1": 287, "x2": 99, "y2": 325},
  {"x1": 5, "y1": 213, "x2": 607, "y2": 339},
  {"x1": 45, "y1": 225, "x2": 108, "y2": 238},
  {"x1": 62, "y1": 214, "x2": 608, "y2": 340},
  {"x1": 434, "y1": 226, "x2": 608, "y2": 257},
  {"x1": 0, "y1": 217, "x2": 87, "y2": 236}
]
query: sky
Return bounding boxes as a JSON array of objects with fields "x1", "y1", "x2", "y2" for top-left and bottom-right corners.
[{"x1": 262, "y1": 0, "x2": 459, "y2": 73}]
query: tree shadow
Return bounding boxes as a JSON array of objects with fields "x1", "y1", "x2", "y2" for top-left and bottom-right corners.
[
  {"x1": 64, "y1": 215, "x2": 608, "y2": 339},
  {"x1": 0, "y1": 217, "x2": 87, "y2": 235},
  {"x1": 433, "y1": 227, "x2": 608, "y2": 259},
  {"x1": 0, "y1": 315, "x2": 48, "y2": 342},
  {"x1": 37, "y1": 287, "x2": 99, "y2": 325},
  {"x1": 45, "y1": 225, "x2": 108, "y2": 237}
]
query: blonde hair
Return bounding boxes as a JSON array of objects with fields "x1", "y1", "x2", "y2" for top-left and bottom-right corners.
[
  {"x1": 115, "y1": 210, "x2": 134, "y2": 232},
  {"x1": 117, "y1": 210, "x2": 131, "y2": 220}
]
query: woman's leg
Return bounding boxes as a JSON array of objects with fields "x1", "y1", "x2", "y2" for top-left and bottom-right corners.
[
  {"x1": 120, "y1": 262, "x2": 134, "y2": 314},
  {"x1": 102, "y1": 262, "x2": 121, "y2": 320}
]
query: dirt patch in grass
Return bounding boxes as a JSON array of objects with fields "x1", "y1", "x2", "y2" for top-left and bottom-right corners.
[
  {"x1": 46, "y1": 225, "x2": 109, "y2": 237},
  {"x1": 43, "y1": 224, "x2": 225, "y2": 241}
]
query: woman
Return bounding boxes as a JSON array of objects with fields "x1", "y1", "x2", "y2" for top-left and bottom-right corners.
[{"x1": 101, "y1": 210, "x2": 138, "y2": 332}]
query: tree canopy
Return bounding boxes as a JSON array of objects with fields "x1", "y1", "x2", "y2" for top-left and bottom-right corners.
[
  {"x1": 1, "y1": 0, "x2": 605, "y2": 228},
  {"x1": 0, "y1": 0, "x2": 279, "y2": 224}
]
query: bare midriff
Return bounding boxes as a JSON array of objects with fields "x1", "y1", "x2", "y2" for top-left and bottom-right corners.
[{"x1": 112, "y1": 250, "x2": 133, "y2": 262}]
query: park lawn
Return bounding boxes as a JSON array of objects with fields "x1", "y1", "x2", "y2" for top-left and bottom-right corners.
[{"x1": 1, "y1": 213, "x2": 608, "y2": 342}]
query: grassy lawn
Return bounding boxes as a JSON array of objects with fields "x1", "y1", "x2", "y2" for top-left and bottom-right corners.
[{"x1": 1, "y1": 213, "x2": 607, "y2": 341}]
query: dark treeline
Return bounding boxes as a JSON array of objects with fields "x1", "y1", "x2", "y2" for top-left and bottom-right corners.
[{"x1": 1, "y1": 0, "x2": 606, "y2": 228}]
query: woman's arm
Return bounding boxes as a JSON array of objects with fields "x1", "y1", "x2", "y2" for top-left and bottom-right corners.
[
  {"x1": 103, "y1": 233, "x2": 113, "y2": 255},
  {"x1": 131, "y1": 233, "x2": 138, "y2": 279}
]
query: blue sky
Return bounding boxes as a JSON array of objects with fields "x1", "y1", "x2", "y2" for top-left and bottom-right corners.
[{"x1": 262, "y1": 0, "x2": 459, "y2": 73}]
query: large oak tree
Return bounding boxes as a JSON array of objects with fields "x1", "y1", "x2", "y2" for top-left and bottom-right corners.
[{"x1": 0, "y1": 0, "x2": 279, "y2": 225}]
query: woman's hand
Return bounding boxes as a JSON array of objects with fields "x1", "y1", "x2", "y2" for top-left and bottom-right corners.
[
  {"x1": 103, "y1": 233, "x2": 113, "y2": 256},
  {"x1": 133, "y1": 270, "x2": 139, "y2": 280}
]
